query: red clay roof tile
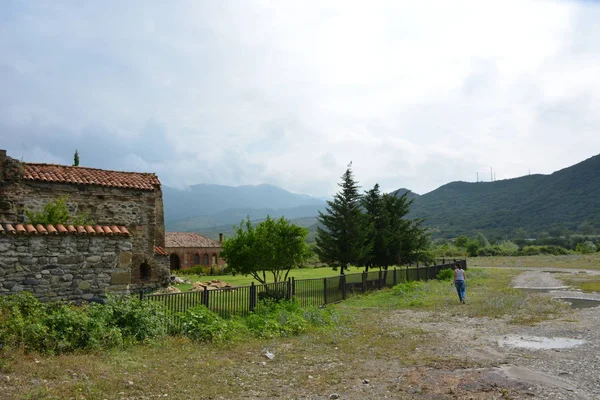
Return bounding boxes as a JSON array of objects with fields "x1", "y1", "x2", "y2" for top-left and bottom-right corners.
[
  {"x1": 165, "y1": 232, "x2": 222, "y2": 248},
  {"x1": 1, "y1": 223, "x2": 131, "y2": 236},
  {"x1": 154, "y1": 246, "x2": 169, "y2": 256},
  {"x1": 21, "y1": 163, "x2": 161, "y2": 190}
]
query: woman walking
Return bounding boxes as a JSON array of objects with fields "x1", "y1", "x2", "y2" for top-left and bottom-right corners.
[{"x1": 452, "y1": 263, "x2": 467, "y2": 304}]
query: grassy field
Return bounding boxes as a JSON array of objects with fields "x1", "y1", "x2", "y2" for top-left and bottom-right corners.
[
  {"x1": 0, "y1": 267, "x2": 571, "y2": 399},
  {"x1": 174, "y1": 266, "x2": 384, "y2": 291},
  {"x1": 468, "y1": 253, "x2": 600, "y2": 270}
]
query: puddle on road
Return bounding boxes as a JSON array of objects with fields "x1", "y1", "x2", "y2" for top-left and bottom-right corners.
[
  {"x1": 498, "y1": 335, "x2": 585, "y2": 350},
  {"x1": 518, "y1": 288, "x2": 552, "y2": 294},
  {"x1": 556, "y1": 298, "x2": 600, "y2": 309}
]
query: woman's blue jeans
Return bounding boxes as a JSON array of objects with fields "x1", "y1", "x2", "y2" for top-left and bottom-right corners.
[{"x1": 455, "y1": 280, "x2": 466, "y2": 302}]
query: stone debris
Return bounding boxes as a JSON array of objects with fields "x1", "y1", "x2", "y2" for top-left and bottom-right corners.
[
  {"x1": 154, "y1": 286, "x2": 182, "y2": 294},
  {"x1": 263, "y1": 350, "x2": 275, "y2": 360},
  {"x1": 191, "y1": 280, "x2": 235, "y2": 292}
]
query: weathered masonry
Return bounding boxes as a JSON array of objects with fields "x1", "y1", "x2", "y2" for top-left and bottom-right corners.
[
  {"x1": 0, "y1": 149, "x2": 170, "y2": 298},
  {"x1": 0, "y1": 223, "x2": 137, "y2": 301}
]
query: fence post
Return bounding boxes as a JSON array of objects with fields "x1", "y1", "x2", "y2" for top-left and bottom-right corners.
[
  {"x1": 362, "y1": 271, "x2": 367, "y2": 293},
  {"x1": 286, "y1": 278, "x2": 292, "y2": 300},
  {"x1": 139, "y1": 290, "x2": 144, "y2": 301},
  {"x1": 416, "y1": 266, "x2": 420, "y2": 281},
  {"x1": 406, "y1": 265, "x2": 409, "y2": 282},
  {"x1": 323, "y1": 278, "x2": 328, "y2": 305},
  {"x1": 378, "y1": 270, "x2": 382, "y2": 289},
  {"x1": 393, "y1": 268, "x2": 397, "y2": 286},
  {"x1": 202, "y1": 287, "x2": 209, "y2": 308},
  {"x1": 341, "y1": 274, "x2": 347, "y2": 300},
  {"x1": 249, "y1": 282, "x2": 256, "y2": 312},
  {"x1": 291, "y1": 277, "x2": 296, "y2": 297}
]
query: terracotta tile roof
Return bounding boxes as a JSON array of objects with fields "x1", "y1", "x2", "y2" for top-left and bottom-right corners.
[
  {"x1": 22, "y1": 163, "x2": 161, "y2": 190},
  {"x1": 165, "y1": 232, "x2": 222, "y2": 248},
  {"x1": 0, "y1": 223, "x2": 130, "y2": 236},
  {"x1": 154, "y1": 246, "x2": 169, "y2": 256}
]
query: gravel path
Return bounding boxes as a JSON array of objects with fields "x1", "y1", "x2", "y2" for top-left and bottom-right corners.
[{"x1": 382, "y1": 268, "x2": 600, "y2": 399}]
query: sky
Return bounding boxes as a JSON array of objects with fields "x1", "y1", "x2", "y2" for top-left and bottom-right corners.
[{"x1": 1, "y1": 0, "x2": 599, "y2": 197}]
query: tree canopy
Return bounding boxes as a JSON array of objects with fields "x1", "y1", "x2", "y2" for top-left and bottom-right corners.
[{"x1": 221, "y1": 216, "x2": 310, "y2": 284}]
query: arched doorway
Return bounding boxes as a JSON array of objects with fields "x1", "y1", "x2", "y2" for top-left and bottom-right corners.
[
  {"x1": 170, "y1": 254, "x2": 180, "y2": 270},
  {"x1": 140, "y1": 262, "x2": 151, "y2": 281}
]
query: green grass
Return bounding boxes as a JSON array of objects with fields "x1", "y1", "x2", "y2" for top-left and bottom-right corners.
[
  {"x1": 174, "y1": 266, "x2": 391, "y2": 291},
  {"x1": 339, "y1": 268, "x2": 568, "y2": 324}
]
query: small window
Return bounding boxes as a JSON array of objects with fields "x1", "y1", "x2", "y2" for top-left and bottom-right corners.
[
  {"x1": 194, "y1": 254, "x2": 200, "y2": 265},
  {"x1": 203, "y1": 254, "x2": 209, "y2": 265},
  {"x1": 212, "y1": 254, "x2": 217, "y2": 265},
  {"x1": 140, "y1": 263, "x2": 151, "y2": 281}
]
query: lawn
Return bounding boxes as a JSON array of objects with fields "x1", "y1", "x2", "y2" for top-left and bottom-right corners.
[{"x1": 174, "y1": 265, "x2": 391, "y2": 291}]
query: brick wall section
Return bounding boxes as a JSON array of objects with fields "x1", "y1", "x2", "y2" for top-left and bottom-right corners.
[
  {"x1": 166, "y1": 246, "x2": 225, "y2": 270},
  {"x1": 0, "y1": 234, "x2": 141, "y2": 301}
]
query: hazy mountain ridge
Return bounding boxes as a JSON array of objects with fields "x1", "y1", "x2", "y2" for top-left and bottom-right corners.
[
  {"x1": 163, "y1": 183, "x2": 326, "y2": 231},
  {"x1": 164, "y1": 154, "x2": 600, "y2": 240}
]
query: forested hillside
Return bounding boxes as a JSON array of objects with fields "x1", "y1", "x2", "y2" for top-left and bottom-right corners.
[{"x1": 405, "y1": 154, "x2": 600, "y2": 238}]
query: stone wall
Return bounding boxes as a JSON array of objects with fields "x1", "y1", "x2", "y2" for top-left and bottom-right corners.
[
  {"x1": 0, "y1": 181, "x2": 167, "y2": 287},
  {"x1": 0, "y1": 233, "x2": 143, "y2": 301}
]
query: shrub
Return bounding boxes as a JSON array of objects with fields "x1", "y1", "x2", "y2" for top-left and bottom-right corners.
[
  {"x1": 177, "y1": 265, "x2": 210, "y2": 276},
  {"x1": 0, "y1": 293, "x2": 168, "y2": 354},
  {"x1": 244, "y1": 300, "x2": 333, "y2": 338},
  {"x1": 98, "y1": 295, "x2": 169, "y2": 343},
  {"x1": 576, "y1": 241, "x2": 597, "y2": 254},
  {"x1": 179, "y1": 305, "x2": 233, "y2": 342},
  {"x1": 436, "y1": 268, "x2": 454, "y2": 281}
]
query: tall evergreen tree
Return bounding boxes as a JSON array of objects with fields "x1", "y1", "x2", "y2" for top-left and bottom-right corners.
[
  {"x1": 73, "y1": 149, "x2": 80, "y2": 166},
  {"x1": 316, "y1": 164, "x2": 368, "y2": 275},
  {"x1": 361, "y1": 184, "x2": 389, "y2": 271},
  {"x1": 363, "y1": 187, "x2": 431, "y2": 270}
]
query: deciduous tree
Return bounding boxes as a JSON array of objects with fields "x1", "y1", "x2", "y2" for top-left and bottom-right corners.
[{"x1": 221, "y1": 216, "x2": 310, "y2": 284}]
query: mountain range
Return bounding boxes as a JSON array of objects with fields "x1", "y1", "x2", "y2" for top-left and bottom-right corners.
[{"x1": 163, "y1": 154, "x2": 600, "y2": 240}]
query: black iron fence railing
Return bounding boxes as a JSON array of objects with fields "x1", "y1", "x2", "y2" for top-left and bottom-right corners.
[{"x1": 142, "y1": 260, "x2": 466, "y2": 326}]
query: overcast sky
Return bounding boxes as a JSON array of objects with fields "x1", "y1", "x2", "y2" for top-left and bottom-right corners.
[{"x1": 1, "y1": 0, "x2": 599, "y2": 197}]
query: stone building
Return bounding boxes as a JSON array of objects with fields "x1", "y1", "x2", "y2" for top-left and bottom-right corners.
[
  {"x1": 0, "y1": 149, "x2": 169, "y2": 297},
  {"x1": 165, "y1": 232, "x2": 225, "y2": 271}
]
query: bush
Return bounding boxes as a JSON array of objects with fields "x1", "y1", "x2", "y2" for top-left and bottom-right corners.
[
  {"x1": 177, "y1": 265, "x2": 210, "y2": 276},
  {"x1": 98, "y1": 295, "x2": 169, "y2": 343},
  {"x1": 0, "y1": 293, "x2": 168, "y2": 354},
  {"x1": 576, "y1": 241, "x2": 597, "y2": 254},
  {"x1": 244, "y1": 300, "x2": 334, "y2": 338},
  {"x1": 179, "y1": 305, "x2": 234, "y2": 342},
  {"x1": 518, "y1": 245, "x2": 570, "y2": 256},
  {"x1": 436, "y1": 268, "x2": 454, "y2": 281}
]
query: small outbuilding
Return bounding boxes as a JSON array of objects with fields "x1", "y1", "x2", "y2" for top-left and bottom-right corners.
[{"x1": 165, "y1": 232, "x2": 225, "y2": 271}]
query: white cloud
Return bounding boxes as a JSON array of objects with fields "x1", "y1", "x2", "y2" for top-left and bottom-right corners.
[{"x1": 1, "y1": 0, "x2": 599, "y2": 197}]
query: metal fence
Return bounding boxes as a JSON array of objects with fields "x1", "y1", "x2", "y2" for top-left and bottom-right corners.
[{"x1": 142, "y1": 259, "x2": 466, "y2": 325}]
